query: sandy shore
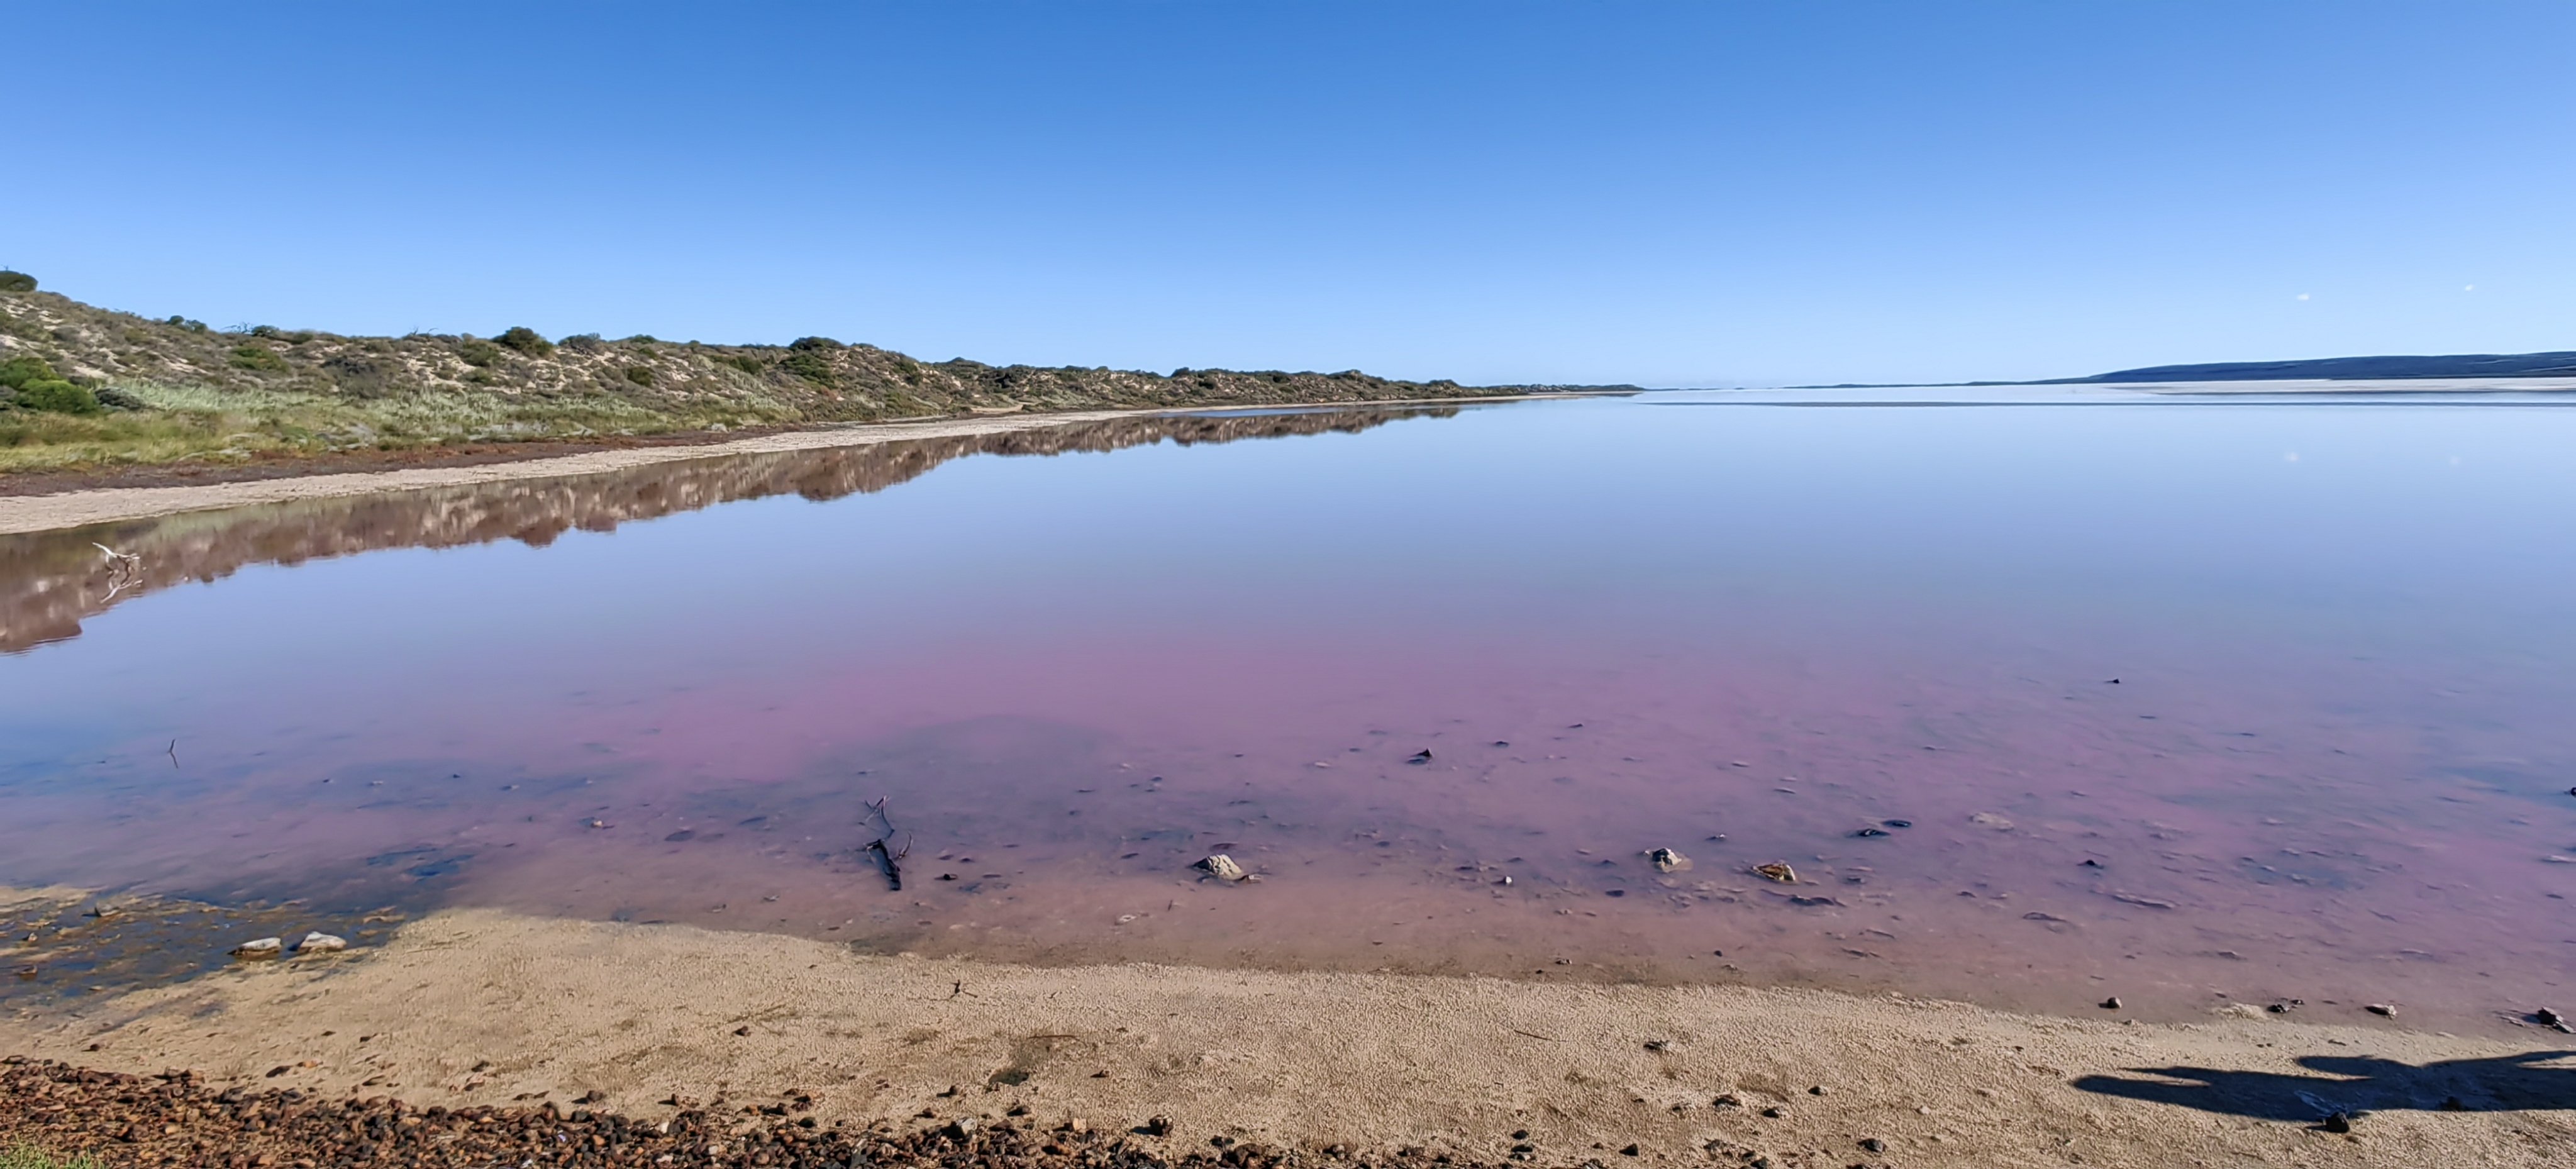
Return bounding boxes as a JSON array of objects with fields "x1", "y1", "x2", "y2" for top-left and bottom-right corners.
[
  {"x1": 4, "y1": 897, "x2": 2569, "y2": 1168},
  {"x1": 0, "y1": 396, "x2": 1572, "y2": 537}
]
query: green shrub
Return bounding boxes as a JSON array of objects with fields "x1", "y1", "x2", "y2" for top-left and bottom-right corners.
[
  {"x1": 0, "y1": 270, "x2": 35, "y2": 294},
  {"x1": 495, "y1": 326, "x2": 553, "y2": 356},
  {"x1": 457, "y1": 340, "x2": 503, "y2": 367},
  {"x1": 324, "y1": 353, "x2": 397, "y2": 397},
  {"x1": 228, "y1": 344, "x2": 289, "y2": 372},
  {"x1": 14, "y1": 379, "x2": 101, "y2": 413},
  {"x1": 0, "y1": 355, "x2": 59, "y2": 389},
  {"x1": 721, "y1": 353, "x2": 765, "y2": 375},
  {"x1": 778, "y1": 350, "x2": 836, "y2": 385},
  {"x1": 94, "y1": 386, "x2": 147, "y2": 410},
  {"x1": 623, "y1": 366, "x2": 655, "y2": 385},
  {"x1": 788, "y1": 336, "x2": 842, "y2": 352},
  {"x1": 165, "y1": 314, "x2": 208, "y2": 332},
  {"x1": 560, "y1": 332, "x2": 607, "y2": 353}
]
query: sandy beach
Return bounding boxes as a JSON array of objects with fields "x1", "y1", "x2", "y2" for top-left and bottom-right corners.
[{"x1": 4, "y1": 889, "x2": 2569, "y2": 1168}]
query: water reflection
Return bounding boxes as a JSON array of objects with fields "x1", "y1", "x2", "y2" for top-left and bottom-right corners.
[{"x1": 0, "y1": 406, "x2": 1454, "y2": 652}]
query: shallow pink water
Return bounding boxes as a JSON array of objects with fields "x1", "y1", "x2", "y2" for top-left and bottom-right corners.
[{"x1": 4, "y1": 394, "x2": 2573, "y2": 1030}]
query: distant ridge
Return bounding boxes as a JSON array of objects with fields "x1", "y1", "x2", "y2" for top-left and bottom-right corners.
[{"x1": 2067, "y1": 351, "x2": 2576, "y2": 384}]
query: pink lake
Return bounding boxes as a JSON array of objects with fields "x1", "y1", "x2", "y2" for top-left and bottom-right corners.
[{"x1": 3, "y1": 392, "x2": 2573, "y2": 1032}]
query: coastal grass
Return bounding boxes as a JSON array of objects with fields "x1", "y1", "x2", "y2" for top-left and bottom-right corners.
[{"x1": 0, "y1": 380, "x2": 798, "y2": 473}]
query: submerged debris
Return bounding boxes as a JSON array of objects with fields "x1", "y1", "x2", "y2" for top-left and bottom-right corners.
[{"x1": 861, "y1": 796, "x2": 908, "y2": 890}]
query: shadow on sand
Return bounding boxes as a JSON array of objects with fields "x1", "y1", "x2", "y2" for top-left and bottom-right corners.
[{"x1": 2074, "y1": 1050, "x2": 2576, "y2": 1122}]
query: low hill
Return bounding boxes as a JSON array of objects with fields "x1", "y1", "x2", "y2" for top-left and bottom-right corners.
[
  {"x1": 2072, "y1": 350, "x2": 2576, "y2": 383},
  {"x1": 0, "y1": 271, "x2": 1600, "y2": 474}
]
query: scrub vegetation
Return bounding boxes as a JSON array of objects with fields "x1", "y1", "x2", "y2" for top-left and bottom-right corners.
[{"x1": 0, "y1": 272, "x2": 1545, "y2": 474}]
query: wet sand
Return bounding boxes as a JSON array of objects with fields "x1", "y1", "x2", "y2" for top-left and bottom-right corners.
[
  {"x1": 4, "y1": 890, "x2": 2570, "y2": 1168},
  {"x1": 0, "y1": 395, "x2": 1587, "y2": 537}
]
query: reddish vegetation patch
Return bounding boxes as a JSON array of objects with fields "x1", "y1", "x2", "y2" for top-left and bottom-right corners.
[{"x1": 0, "y1": 1057, "x2": 1502, "y2": 1169}]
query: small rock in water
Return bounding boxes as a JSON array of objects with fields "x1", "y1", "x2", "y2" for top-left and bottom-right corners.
[
  {"x1": 1649, "y1": 848, "x2": 1691, "y2": 873},
  {"x1": 2365, "y1": 1003, "x2": 2396, "y2": 1017},
  {"x1": 230, "y1": 938, "x2": 283, "y2": 960},
  {"x1": 292, "y1": 932, "x2": 347, "y2": 955},
  {"x1": 1194, "y1": 854, "x2": 1251, "y2": 883},
  {"x1": 2079, "y1": 858, "x2": 2104, "y2": 868},
  {"x1": 582, "y1": 817, "x2": 611, "y2": 830},
  {"x1": 1850, "y1": 827, "x2": 1889, "y2": 839},
  {"x1": 2536, "y1": 1007, "x2": 2575, "y2": 1034},
  {"x1": 1753, "y1": 862, "x2": 1798, "y2": 884},
  {"x1": 1407, "y1": 750, "x2": 1434, "y2": 765},
  {"x1": 2100, "y1": 997, "x2": 2122, "y2": 1010},
  {"x1": 1881, "y1": 819, "x2": 1913, "y2": 829}
]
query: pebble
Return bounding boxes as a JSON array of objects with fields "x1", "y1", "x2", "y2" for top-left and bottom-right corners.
[
  {"x1": 1194, "y1": 855, "x2": 1251, "y2": 883},
  {"x1": 1753, "y1": 862, "x2": 1798, "y2": 884},
  {"x1": 2320, "y1": 1111, "x2": 2352, "y2": 1133},
  {"x1": 2099, "y1": 997, "x2": 2122, "y2": 1010},
  {"x1": 2536, "y1": 1007, "x2": 2574, "y2": 1034},
  {"x1": 2365, "y1": 1004, "x2": 2396, "y2": 1017},
  {"x1": 1649, "y1": 848, "x2": 1690, "y2": 873},
  {"x1": 228, "y1": 938, "x2": 282, "y2": 960},
  {"x1": 1858, "y1": 1138, "x2": 1886, "y2": 1153},
  {"x1": 292, "y1": 932, "x2": 347, "y2": 955}
]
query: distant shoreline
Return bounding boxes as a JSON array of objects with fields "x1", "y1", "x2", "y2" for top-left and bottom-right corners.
[
  {"x1": 1780, "y1": 374, "x2": 2576, "y2": 392},
  {"x1": 0, "y1": 394, "x2": 1606, "y2": 536}
]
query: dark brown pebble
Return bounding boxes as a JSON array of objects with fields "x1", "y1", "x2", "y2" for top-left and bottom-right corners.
[{"x1": 1, "y1": 1057, "x2": 1518, "y2": 1169}]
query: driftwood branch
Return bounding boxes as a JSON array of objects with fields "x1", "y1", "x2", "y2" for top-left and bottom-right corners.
[{"x1": 862, "y1": 796, "x2": 908, "y2": 890}]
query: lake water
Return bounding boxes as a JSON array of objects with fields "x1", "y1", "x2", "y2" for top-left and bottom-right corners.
[{"x1": 4, "y1": 389, "x2": 2573, "y2": 1030}]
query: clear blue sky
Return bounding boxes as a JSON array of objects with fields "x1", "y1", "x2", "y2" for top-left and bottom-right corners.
[{"x1": 8, "y1": 3, "x2": 2569, "y2": 386}]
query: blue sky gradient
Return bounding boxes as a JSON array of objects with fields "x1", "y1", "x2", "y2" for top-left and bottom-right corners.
[{"x1": 8, "y1": 2, "x2": 2570, "y2": 385}]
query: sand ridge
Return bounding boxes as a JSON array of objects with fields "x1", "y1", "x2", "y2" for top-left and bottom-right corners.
[
  {"x1": 0, "y1": 396, "x2": 1585, "y2": 536},
  {"x1": 4, "y1": 905, "x2": 2570, "y2": 1168}
]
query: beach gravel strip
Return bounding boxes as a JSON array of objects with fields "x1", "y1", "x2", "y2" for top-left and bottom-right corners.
[{"x1": 0, "y1": 1056, "x2": 1521, "y2": 1169}]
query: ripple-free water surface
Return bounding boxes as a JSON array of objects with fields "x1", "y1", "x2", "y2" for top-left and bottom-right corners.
[{"x1": 4, "y1": 392, "x2": 2573, "y2": 1028}]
